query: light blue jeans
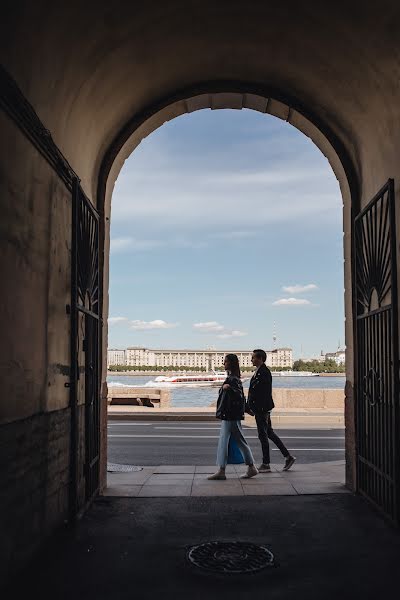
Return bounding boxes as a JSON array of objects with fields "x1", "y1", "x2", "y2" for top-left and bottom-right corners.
[{"x1": 216, "y1": 420, "x2": 255, "y2": 468}]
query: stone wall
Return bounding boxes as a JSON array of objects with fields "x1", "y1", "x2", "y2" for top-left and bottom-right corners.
[
  {"x1": 107, "y1": 386, "x2": 171, "y2": 408},
  {"x1": 271, "y1": 388, "x2": 343, "y2": 410},
  {"x1": 0, "y1": 409, "x2": 70, "y2": 579}
]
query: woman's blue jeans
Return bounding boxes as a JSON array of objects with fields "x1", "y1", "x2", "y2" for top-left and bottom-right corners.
[{"x1": 216, "y1": 420, "x2": 255, "y2": 468}]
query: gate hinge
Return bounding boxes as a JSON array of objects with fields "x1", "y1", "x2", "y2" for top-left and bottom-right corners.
[
  {"x1": 66, "y1": 304, "x2": 71, "y2": 315},
  {"x1": 64, "y1": 382, "x2": 71, "y2": 388}
]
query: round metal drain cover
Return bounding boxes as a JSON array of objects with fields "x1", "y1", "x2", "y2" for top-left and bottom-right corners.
[
  {"x1": 187, "y1": 541, "x2": 274, "y2": 574},
  {"x1": 107, "y1": 463, "x2": 143, "y2": 473}
]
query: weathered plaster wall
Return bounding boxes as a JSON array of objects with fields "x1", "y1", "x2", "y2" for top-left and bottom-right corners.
[
  {"x1": 0, "y1": 112, "x2": 81, "y2": 577},
  {"x1": 0, "y1": 112, "x2": 71, "y2": 423}
]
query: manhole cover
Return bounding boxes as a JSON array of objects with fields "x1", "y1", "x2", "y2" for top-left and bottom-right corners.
[
  {"x1": 187, "y1": 541, "x2": 274, "y2": 574},
  {"x1": 107, "y1": 463, "x2": 143, "y2": 473}
]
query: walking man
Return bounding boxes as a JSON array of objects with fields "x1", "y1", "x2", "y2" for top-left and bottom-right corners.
[{"x1": 247, "y1": 349, "x2": 296, "y2": 472}]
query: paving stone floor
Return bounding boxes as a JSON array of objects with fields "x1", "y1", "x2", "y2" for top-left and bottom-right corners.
[
  {"x1": 7, "y1": 489, "x2": 400, "y2": 600},
  {"x1": 106, "y1": 460, "x2": 346, "y2": 497}
]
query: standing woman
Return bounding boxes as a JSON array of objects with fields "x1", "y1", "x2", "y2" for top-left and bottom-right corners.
[{"x1": 208, "y1": 354, "x2": 258, "y2": 480}]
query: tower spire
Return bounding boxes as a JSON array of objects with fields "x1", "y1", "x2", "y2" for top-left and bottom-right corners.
[{"x1": 272, "y1": 321, "x2": 277, "y2": 349}]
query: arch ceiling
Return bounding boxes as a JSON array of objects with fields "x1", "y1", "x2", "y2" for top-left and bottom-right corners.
[{"x1": 1, "y1": 0, "x2": 400, "y2": 202}]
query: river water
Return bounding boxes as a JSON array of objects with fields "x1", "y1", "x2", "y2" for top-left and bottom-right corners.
[{"x1": 107, "y1": 374, "x2": 345, "y2": 408}]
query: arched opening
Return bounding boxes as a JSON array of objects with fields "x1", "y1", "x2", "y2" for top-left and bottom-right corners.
[
  {"x1": 97, "y1": 86, "x2": 357, "y2": 495},
  {"x1": 105, "y1": 105, "x2": 348, "y2": 487}
]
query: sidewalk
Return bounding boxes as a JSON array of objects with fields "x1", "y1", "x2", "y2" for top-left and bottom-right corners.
[
  {"x1": 106, "y1": 460, "x2": 346, "y2": 497},
  {"x1": 108, "y1": 405, "x2": 344, "y2": 426}
]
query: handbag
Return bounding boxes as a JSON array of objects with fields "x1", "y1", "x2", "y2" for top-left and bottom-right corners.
[{"x1": 227, "y1": 436, "x2": 244, "y2": 464}]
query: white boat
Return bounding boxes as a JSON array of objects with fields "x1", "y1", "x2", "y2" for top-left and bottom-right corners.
[
  {"x1": 154, "y1": 371, "x2": 227, "y2": 386},
  {"x1": 153, "y1": 371, "x2": 250, "y2": 387}
]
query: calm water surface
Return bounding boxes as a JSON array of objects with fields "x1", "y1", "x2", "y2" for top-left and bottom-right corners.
[{"x1": 107, "y1": 374, "x2": 345, "y2": 408}]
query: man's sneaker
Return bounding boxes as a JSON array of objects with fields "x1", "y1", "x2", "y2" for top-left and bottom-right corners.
[
  {"x1": 283, "y1": 455, "x2": 296, "y2": 471},
  {"x1": 240, "y1": 465, "x2": 259, "y2": 479},
  {"x1": 258, "y1": 463, "x2": 272, "y2": 473}
]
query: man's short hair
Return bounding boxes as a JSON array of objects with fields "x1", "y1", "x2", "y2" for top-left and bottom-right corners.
[{"x1": 253, "y1": 349, "x2": 267, "y2": 362}]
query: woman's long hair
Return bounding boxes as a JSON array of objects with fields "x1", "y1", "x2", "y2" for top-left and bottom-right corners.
[{"x1": 225, "y1": 354, "x2": 241, "y2": 378}]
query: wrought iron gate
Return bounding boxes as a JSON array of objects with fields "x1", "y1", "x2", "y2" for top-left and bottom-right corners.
[
  {"x1": 70, "y1": 178, "x2": 101, "y2": 512},
  {"x1": 355, "y1": 179, "x2": 400, "y2": 522}
]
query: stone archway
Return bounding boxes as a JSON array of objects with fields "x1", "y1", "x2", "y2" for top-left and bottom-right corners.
[{"x1": 2, "y1": 1, "x2": 400, "y2": 574}]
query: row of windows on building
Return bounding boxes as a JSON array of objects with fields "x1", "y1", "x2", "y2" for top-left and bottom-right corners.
[{"x1": 107, "y1": 347, "x2": 293, "y2": 369}]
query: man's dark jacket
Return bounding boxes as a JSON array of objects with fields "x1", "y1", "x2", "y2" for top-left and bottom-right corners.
[{"x1": 247, "y1": 363, "x2": 275, "y2": 414}]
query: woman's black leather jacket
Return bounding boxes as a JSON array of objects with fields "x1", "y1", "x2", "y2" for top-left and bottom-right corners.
[{"x1": 216, "y1": 375, "x2": 245, "y2": 421}]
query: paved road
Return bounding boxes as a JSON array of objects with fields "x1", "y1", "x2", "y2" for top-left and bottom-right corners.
[{"x1": 108, "y1": 421, "x2": 345, "y2": 465}]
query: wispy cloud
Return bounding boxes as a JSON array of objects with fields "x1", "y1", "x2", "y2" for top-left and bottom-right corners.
[
  {"x1": 273, "y1": 298, "x2": 312, "y2": 306},
  {"x1": 193, "y1": 322, "x2": 225, "y2": 333},
  {"x1": 111, "y1": 236, "x2": 208, "y2": 254},
  {"x1": 110, "y1": 237, "x2": 163, "y2": 253},
  {"x1": 193, "y1": 321, "x2": 247, "y2": 338},
  {"x1": 111, "y1": 135, "x2": 342, "y2": 236},
  {"x1": 108, "y1": 316, "x2": 129, "y2": 325},
  {"x1": 129, "y1": 320, "x2": 178, "y2": 330},
  {"x1": 206, "y1": 168, "x2": 327, "y2": 186},
  {"x1": 217, "y1": 330, "x2": 248, "y2": 339},
  {"x1": 108, "y1": 317, "x2": 178, "y2": 329},
  {"x1": 209, "y1": 230, "x2": 255, "y2": 240},
  {"x1": 282, "y1": 284, "x2": 319, "y2": 294}
]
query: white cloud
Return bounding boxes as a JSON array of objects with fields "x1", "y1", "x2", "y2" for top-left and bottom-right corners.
[
  {"x1": 282, "y1": 284, "x2": 319, "y2": 294},
  {"x1": 108, "y1": 317, "x2": 178, "y2": 329},
  {"x1": 129, "y1": 319, "x2": 178, "y2": 330},
  {"x1": 273, "y1": 298, "x2": 312, "y2": 306},
  {"x1": 110, "y1": 237, "x2": 163, "y2": 253},
  {"x1": 108, "y1": 316, "x2": 129, "y2": 325},
  {"x1": 193, "y1": 321, "x2": 247, "y2": 338},
  {"x1": 217, "y1": 330, "x2": 247, "y2": 339},
  {"x1": 193, "y1": 322, "x2": 225, "y2": 333}
]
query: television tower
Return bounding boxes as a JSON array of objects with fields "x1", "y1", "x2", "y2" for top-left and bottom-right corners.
[{"x1": 272, "y1": 321, "x2": 277, "y2": 349}]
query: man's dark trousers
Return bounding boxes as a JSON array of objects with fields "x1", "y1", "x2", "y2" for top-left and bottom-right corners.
[{"x1": 255, "y1": 412, "x2": 289, "y2": 464}]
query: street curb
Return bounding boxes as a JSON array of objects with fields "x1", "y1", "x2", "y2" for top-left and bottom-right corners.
[{"x1": 107, "y1": 412, "x2": 344, "y2": 425}]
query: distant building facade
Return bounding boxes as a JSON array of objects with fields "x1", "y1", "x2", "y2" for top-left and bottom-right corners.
[
  {"x1": 124, "y1": 347, "x2": 293, "y2": 369},
  {"x1": 302, "y1": 351, "x2": 326, "y2": 363},
  {"x1": 325, "y1": 349, "x2": 346, "y2": 365},
  {"x1": 107, "y1": 348, "x2": 126, "y2": 367}
]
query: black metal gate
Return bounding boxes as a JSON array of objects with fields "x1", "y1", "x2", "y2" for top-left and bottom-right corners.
[
  {"x1": 70, "y1": 178, "x2": 101, "y2": 512},
  {"x1": 355, "y1": 179, "x2": 400, "y2": 523}
]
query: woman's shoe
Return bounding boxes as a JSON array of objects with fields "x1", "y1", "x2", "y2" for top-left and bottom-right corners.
[
  {"x1": 240, "y1": 465, "x2": 259, "y2": 479},
  {"x1": 207, "y1": 470, "x2": 227, "y2": 480}
]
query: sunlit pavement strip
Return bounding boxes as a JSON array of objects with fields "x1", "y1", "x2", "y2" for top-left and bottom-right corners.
[{"x1": 104, "y1": 460, "x2": 347, "y2": 497}]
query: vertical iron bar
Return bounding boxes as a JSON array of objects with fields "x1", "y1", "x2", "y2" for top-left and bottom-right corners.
[
  {"x1": 388, "y1": 179, "x2": 399, "y2": 523},
  {"x1": 69, "y1": 177, "x2": 79, "y2": 521}
]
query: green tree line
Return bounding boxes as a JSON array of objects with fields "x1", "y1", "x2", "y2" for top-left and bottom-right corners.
[{"x1": 292, "y1": 359, "x2": 345, "y2": 373}]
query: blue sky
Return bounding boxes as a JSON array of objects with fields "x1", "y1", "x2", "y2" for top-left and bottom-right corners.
[{"x1": 108, "y1": 109, "x2": 344, "y2": 359}]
